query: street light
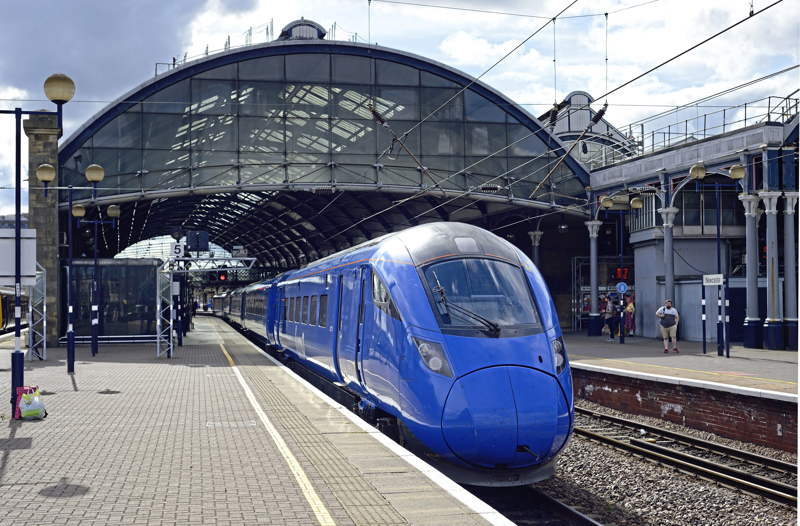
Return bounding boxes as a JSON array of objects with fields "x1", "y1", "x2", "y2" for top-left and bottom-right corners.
[
  {"x1": 600, "y1": 193, "x2": 642, "y2": 344},
  {"x1": 36, "y1": 164, "x2": 56, "y2": 197},
  {"x1": 72, "y1": 165, "x2": 118, "y2": 357},
  {"x1": 43, "y1": 73, "x2": 75, "y2": 130},
  {"x1": 692, "y1": 164, "x2": 744, "y2": 357},
  {"x1": 689, "y1": 161, "x2": 706, "y2": 180},
  {"x1": 3, "y1": 74, "x2": 72, "y2": 414}
]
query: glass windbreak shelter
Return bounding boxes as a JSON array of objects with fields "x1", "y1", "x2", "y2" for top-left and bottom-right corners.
[{"x1": 60, "y1": 259, "x2": 160, "y2": 342}]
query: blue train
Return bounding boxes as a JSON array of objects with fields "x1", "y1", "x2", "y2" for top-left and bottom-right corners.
[{"x1": 211, "y1": 222, "x2": 573, "y2": 486}]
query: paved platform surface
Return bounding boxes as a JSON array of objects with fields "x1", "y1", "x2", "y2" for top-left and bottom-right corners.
[
  {"x1": 0, "y1": 318, "x2": 507, "y2": 526},
  {"x1": 564, "y1": 331, "x2": 798, "y2": 395}
]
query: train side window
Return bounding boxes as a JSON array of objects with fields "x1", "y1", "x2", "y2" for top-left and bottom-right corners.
[
  {"x1": 301, "y1": 296, "x2": 309, "y2": 324},
  {"x1": 371, "y1": 272, "x2": 402, "y2": 321},
  {"x1": 318, "y1": 295, "x2": 328, "y2": 327},
  {"x1": 309, "y1": 295, "x2": 318, "y2": 326},
  {"x1": 289, "y1": 297, "x2": 295, "y2": 322},
  {"x1": 282, "y1": 298, "x2": 287, "y2": 321},
  {"x1": 295, "y1": 296, "x2": 303, "y2": 323}
]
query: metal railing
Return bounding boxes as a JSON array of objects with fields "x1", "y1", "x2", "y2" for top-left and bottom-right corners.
[
  {"x1": 154, "y1": 20, "x2": 367, "y2": 76},
  {"x1": 586, "y1": 95, "x2": 799, "y2": 169}
]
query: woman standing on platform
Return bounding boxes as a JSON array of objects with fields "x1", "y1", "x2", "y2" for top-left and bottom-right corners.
[{"x1": 625, "y1": 295, "x2": 636, "y2": 336}]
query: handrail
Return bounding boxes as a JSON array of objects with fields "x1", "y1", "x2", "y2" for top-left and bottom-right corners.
[{"x1": 590, "y1": 95, "x2": 799, "y2": 168}]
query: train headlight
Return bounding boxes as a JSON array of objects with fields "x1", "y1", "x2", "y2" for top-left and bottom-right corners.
[
  {"x1": 412, "y1": 337, "x2": 453, "y2": 378},
  {"x1": 552, "y1": 336, "x2": 567, "y2": 375}
]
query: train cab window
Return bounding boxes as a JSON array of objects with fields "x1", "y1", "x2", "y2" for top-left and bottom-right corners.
[
  {"x1": 423, "y1": 258, "x2": 539, "y2": 329},
  {"x1": 289, "y1": 297, "x2": 295, "y2": 322},
  {"x1": 309, "y1": 295, "x2": 318, "y2": 326},
  {"x1": 301, "y1": 296, "x2": 309, "y2": 324},
  {"x1": 371, "y1": 272, "x2": 402, "y2": 321},
  {"x1": 318, "y1": 295, "x2": 328, "y2": 327}
]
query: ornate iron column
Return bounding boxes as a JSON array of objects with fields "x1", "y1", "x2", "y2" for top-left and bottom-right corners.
[
  {"x1": 761, "y1": 191, "x2": 783, "y2": 349},
  {"x1": 658, "y1": 207, "x2": 679, "y2": 303},
  {"x1": 739, "y1": 194, "x2": 762, "y2": 348},
  {"x1": 528, "y1": 230, "x2": 543, "y2": 268},
  {"x1": 585, "y1": 220, "x2": 603, "y2": 336},
  {"x1": 783, "y1": 191, "x2": 798, "y2": 350}
]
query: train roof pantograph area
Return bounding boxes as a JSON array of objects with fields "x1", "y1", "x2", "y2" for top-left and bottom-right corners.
[{"x1": 57, "y1": 34, "x2": 590, "y2": 269}]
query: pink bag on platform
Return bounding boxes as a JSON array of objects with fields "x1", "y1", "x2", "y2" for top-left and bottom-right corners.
[{"x1": 15, "y1": 386, "x2": 36, "y2": 420}]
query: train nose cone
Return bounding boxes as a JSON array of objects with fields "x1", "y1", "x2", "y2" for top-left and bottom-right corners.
[{"x1": 442, "y1": 367, "x2": 559, "y2": 469}]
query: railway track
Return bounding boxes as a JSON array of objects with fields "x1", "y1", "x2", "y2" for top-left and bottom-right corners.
[
  {"x1": 465, "y1": 486, "x2": 604, "y2": 526},
  {"x1": 574, "y1": 407, "x2": 797, "y2": 507},
  {"x1": 236, "y1": 326, "x2": 605, "y2": 525}
]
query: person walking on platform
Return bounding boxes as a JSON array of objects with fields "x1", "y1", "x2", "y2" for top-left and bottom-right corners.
[
  {"x1": 605, "y1": 299, "x2": 618, "y2": 341},
  {"x1": 656, "y1": 299, "x2": 680, "y2": 353}
]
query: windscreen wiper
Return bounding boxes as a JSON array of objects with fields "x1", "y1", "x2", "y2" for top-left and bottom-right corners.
[{"x1": 431, "y1": 272, "x2": 501, "y2": 335}]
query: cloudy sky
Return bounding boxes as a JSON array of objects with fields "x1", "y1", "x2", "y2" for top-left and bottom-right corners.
[{"x1": 1, "y1": 0, "x2": 797, "y2": 215}]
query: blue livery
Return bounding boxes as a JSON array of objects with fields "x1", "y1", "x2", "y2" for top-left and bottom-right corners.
[{"x1": 214, "y1": 222, "x2": 573, "y2": 486}]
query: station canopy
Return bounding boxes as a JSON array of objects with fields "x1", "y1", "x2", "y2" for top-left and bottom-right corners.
[{"x1": 59, "y1": 24, "x2": 590, "y2": 269}]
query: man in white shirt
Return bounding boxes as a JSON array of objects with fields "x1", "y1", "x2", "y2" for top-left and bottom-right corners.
[{"x1": 656, "y1": 299, "x2": 680, "y2": 353}]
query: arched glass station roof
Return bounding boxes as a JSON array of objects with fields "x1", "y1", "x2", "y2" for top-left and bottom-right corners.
[{"x1": 59, "y1": 24, "x2": 590, "y2": 268}]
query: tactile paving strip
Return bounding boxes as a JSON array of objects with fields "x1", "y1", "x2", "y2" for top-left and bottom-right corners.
[{"x1": 217, "y1": 326, "x2": 409, "y2": 526}]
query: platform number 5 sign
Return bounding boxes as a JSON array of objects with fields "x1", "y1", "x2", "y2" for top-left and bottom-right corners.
[{"x1": 170, "y1": 243, "x2": 184, "y2": 257}]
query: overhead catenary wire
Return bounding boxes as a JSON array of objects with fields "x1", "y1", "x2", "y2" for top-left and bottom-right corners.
[
  {"x1": 371, "y1": 0, "x2": 659, "y2": 20},
  {"x1": 34, "y1": 1, "x2": 789, "y2": 259},
  {"x1": 591, "y1": 0, "x2": 784, "y2": 104},
  {"x1": 621, "y1": 64, "x2": 799, "y2": 128},
  {"x1": 295, "y1": 0, "x2": 788, "y2": 253},
  {"x1": 310, "y1": 1, "x2": 577, "y2": 219}
]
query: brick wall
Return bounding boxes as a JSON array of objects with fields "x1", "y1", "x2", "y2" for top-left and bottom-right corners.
[{"x1": 571, "y1": 366, "x2": 797, "y2": 453}]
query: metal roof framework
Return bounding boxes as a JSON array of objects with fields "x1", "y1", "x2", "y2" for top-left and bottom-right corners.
[{"x1": 59, "y1": 39, "x2": 591, "y2": 268}]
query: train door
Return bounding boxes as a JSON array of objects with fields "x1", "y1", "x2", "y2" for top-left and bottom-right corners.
[
  {"x1": 331, "y1": 275, "x2": 345, "y2": 382},
  {"x1": 276, "y1": 286, "x2": 285, "y2": 349},
  {"x1": 337, "y1": 265, "x2": 368, "y2": 392},
  {"x1": 266, "y1": 285, "x2": 275, "y2": 345}
]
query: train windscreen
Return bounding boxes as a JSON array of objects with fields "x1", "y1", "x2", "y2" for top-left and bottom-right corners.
[{"x1": 422, "y1": 258, "x2": 539, "y2": 329}]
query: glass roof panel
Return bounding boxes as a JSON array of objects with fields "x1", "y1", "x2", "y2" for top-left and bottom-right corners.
[
  {"x1": 239, "y1": 55, "x2": 284, "y2": 81},
  {"x1": 61, "y1": 47, "x2": 589, "y2": 259},
  {"x1": 144, "y1": 79, "x2": 190, "y2": 114}
]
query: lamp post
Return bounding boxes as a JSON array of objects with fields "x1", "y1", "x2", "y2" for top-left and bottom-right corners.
[
  {"x1": 689, "y1": 162, "x2": 744, "y2": 358},
  {"x1": 71, "y1": 165, "x2": 118, "y2": 357},
  {"x1": 3, "y1": 74, "x2": 72, "y2": 414},
  {"x1": 600, "y1": 195, "x2": 643, "y2": 344}
]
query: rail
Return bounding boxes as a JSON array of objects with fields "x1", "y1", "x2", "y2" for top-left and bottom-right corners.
[{"x1": 575, "y1": 407, "x2": 797, "y2": 507}]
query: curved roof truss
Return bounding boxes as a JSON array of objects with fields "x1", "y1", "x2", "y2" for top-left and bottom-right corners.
[{"x1": 58, "y1": 40, "x2": 591, "y2": 267}]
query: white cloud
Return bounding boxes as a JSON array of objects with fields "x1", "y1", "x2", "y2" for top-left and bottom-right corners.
[
  {"x1": 0, "y1": 0, "x2": 795, "y2": 217},
  {"x1": 439, "y1": 31, "x2": 525, "y2": 68},
  {"x1": 0, "y1": 86, "x2": 31, "y2": 215}
]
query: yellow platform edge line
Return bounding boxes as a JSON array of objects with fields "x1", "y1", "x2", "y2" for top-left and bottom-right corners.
[
  {"x1": 570, "y1": 355, "x2": 798, "y2": 386},
  {"x1": 212, "y1": 325, "x2": 336, "y2": 526}
]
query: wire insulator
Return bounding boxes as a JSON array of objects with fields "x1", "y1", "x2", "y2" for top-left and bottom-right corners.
[
  {"x1": 369, "y1": 104, "x2": 386, "y2": 125},
  {"x1": 548, "y1": 104, "x2": 559, "y2": 128},
  {"x1": 591, "y1": 103, "x2": 608, "y2": 125}
]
